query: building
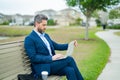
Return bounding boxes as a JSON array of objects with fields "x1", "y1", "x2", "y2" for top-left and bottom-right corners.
[
  {"x1": 35, "y1": 9, "x2": 56, "y2": 19},
  {"x1": 35, "y1": 8, "x2": 82, "y2": 26},
  {"x1": 54, "y1": 8, "x2": 81, "y2": 26},
  {"x1": 9, "y1": 14, "x2": 33, "y2": 26}
]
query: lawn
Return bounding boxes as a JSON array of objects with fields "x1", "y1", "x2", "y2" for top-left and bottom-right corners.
[
  {"x1": 114, "y1": 31, "x2": 120, "y2": 36},
  {"x1": 0, "y1": 26, "x2": 110, "y2": 80}
]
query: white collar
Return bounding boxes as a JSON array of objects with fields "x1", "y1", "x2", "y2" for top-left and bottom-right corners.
[{"x1": 33, "y1": 29, "x2": 45, "y2": 37}]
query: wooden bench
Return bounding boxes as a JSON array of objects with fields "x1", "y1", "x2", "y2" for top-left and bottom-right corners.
[{"x1": 0, "y1": 41, "x2": 62, "y2": 80}]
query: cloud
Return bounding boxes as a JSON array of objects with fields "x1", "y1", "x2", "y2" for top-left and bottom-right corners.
[{"x1": 0, "y1": 0, "x2": 68, "y2": 15}]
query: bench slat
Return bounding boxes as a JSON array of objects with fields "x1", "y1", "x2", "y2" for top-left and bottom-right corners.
[
  {"x1": 0, "y1": 42, "x2": 23, "y2": 50},
  {"x1": 0, "y1": 52, "x2": 22, "y2": 60},
  {"x1": 0, "y1": 64, "x2": 25, "y2": 75},
  {"x1": 2, "y1": 71, "x2": 31, "y2": 80},
  {"x1": 0, "y1": 59, "x2": 31, "y2": 74},
  {"x1": 0, "y1": 59, "x2": 23, "y2": 73},
  {"x1": 0, "y1": 65, "x2": 27, "y2": 79},
  {"x1": 0, "y1": 47, "x2": 23, "y2": 55},
  {"x1": 0, "y1": 52, "x2": 23, "y2": 64},
  {"x1": 48, "y1": 76, "x2": 62, "y2": 80}
]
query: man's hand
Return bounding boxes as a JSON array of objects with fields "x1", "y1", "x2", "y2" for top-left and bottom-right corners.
[
  {"x1": 74, "y1": 40, "x2": 78, "y2": 47},
  {"x1": 52, "y1": 54, "x2": 65, "y2": 61}
]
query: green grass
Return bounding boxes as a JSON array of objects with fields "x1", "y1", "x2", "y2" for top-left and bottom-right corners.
[
  {"x1": 114, "y1": 31, "x2": 120, "y2": 36},
  {"x1": 79, "y1": 31, "x2": 110, "y2": 80},
  {"x1": 0, "y1": 26, "x2": 56, "y2": 37},
  {"x1": 0, "y1": 26, "x2": 110, "y2": 80},
  {"x1": 0, "y1": 26, "x2": 33, "y2": 36}
]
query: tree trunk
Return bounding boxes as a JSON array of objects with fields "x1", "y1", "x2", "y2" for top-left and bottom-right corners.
[{"x1": 85, "y1": 16, "x2": 89, "y2": 40}]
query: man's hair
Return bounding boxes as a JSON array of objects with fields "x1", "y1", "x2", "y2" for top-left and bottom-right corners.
[{"x1": 34, "y1": 14, "x2": 48, "y2": 27}]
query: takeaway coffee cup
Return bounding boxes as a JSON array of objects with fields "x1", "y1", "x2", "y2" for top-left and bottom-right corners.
[{"x1": 41, "y1": 71, "x2": 48, "y2": 80}]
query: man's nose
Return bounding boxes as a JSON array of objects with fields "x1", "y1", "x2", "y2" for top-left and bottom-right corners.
[{"x1": 44, "y1": 26, "x2": 47, "y2": 29}]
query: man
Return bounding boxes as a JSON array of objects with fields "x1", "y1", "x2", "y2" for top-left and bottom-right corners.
[{"x1": 24, "y1": 14, "x2": 84, "y2": 80}]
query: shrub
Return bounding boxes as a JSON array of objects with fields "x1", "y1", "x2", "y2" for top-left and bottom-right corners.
[
  {"x1": 95, "y1": 19, "x2": 101, "y2": 27},
  {"x1": 0, "y1": 21, "x2": 9, "y2": 25},
  {"x1": 47, "y1": 19, "x2": 56, "y2": 26},
  {"x1": 107, "y1": 25, "x2": 120, "y2": 29},
  {"x1": 70, "y1": 18, "x2": 82, "y2": 26}
]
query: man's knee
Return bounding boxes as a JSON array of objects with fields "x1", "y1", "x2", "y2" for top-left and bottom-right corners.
[
  {"x1": 66, "y1": 56, "x2": 75, "y2": 62},
  {"x1": 64, "y1": 67, "x2": 75, "y2": 73}
]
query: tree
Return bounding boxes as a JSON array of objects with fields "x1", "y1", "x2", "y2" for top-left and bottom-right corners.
[
  {"x1": 47, "y1": 19, "x2": 56, "y2": 26},
  {"x1": 66, "y1": 0, "x2": 120, "y2": 40},
  {"x1": 109, "y1": 8, "x2": 120, "y2": 19}
]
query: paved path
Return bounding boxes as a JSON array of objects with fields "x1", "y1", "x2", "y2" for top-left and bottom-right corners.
[{"x1": 96, "y1": 30, "x2": 120, "y2": 80}]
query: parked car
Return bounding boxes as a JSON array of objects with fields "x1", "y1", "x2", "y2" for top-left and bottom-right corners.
[
  {"x1": 9, "y1": 22, "x2": 16, "y2": 26},
  {"x1": 81, "y1": 22, "x2": 86, "y2": 26}
]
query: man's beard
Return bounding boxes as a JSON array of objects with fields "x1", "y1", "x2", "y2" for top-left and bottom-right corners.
[{"x1": 38, "y1": 28, "x2": 45, "y2": 34}]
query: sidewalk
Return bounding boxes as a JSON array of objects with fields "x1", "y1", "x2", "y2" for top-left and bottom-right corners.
[{"x1": 96, "y1": 30, "x2": 120, "y2": 80}]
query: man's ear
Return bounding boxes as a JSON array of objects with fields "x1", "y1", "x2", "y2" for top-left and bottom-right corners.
[{"x1": 35, "y1": 22, "x2": 39, "y2": 27}]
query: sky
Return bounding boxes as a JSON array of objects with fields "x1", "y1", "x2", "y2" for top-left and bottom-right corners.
[{"x1": 0, "y1": 0, "x2": 68, "y2": 15}]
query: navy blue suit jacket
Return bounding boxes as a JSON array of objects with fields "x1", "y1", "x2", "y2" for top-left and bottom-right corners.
[{"x1": 24, "y1": 30, "x2": 68, "y2": 75}]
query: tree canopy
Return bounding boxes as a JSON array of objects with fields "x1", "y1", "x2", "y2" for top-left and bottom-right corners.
[
  {"x1": 66, "y1": 0, "x2": 120, "y2": 18},
  {"x1": 109, "y1": 8, "x2": 120, "y2": 19},
  {"x1": 66, "y1": 0, "x2": 120, "y2": 40}
]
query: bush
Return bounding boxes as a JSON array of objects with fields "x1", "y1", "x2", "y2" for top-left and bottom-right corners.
[
  {"x1": 70, "y1": 18, "x2": 82, "y2": 26},
  {"x1": 107, "y1": 25, "x2": 120, "y2": 29},
  {"x1": 95, "y1": 19, "x2": 101, "y2": 27},
  {"x1": 47, "y1": 19, "x2": 56, "y2": 26},
  {"x1": 0, "y1": 21, "x2": 9, "y2": 25}
]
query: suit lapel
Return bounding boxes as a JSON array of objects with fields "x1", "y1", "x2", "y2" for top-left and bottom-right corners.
[{"x1": 32, "y1": 31, "x2": 48, "y2": 50}]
